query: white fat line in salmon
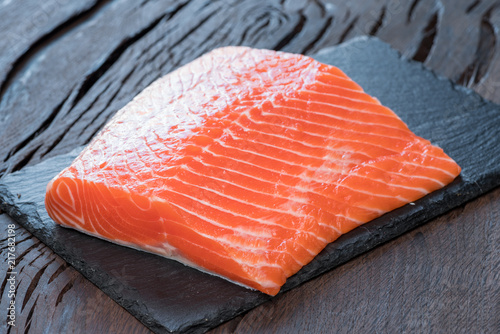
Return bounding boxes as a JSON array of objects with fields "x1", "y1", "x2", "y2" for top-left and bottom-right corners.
[
  {"x1": 187, "y1": 155, "x2": 360, "y2": 225},
  {"x1": 201, "y1": 145, "x2": 388, "y2": 215},
  {"x1": 241, "y1": 109, "x2": 404, "y2": 157},
  {"x1": 313, "y1": 76, "x2": 366, "y2": 91},
  {"x1": 315, "y1": 71, "x2": 364, "y2": 87},
  {"x1": 232, "y1": 118, "x2": 373, "y2": 160},
  {"x1": 216, "y1": 234, "x2": 308, "y2": 267},
  {"x1": 156, "y1": 231, "x2": 286, "y2": 288},
  {"x1": 291, "y1": 91, "x2": 395, "y2": 118},
  {"x1": 52, "y1": 180, "x2": 158, "y2": 242},
  {"x1": 255, "y1": 105, "x2": 437, "y2": 159},
  {"x1": 267, "y1": 103, "x2": 409, "y2": 136},
  {"x1": 230, "y1": 118, "x2": 445, "y2": 186},
  {"x1": 200, "y1": 128, "x2": 431, "y2": 197},
  {"x1": 188, "y1": 156, "x2": 364, "y2": 230},
  {"x1": 179, "y1": 161, "x2": 352, "y2": 230},
  {"x1": 239, "y1": 110, "x2": 456, "y2": 178},
  {"x1": 175, "y1": 169, "x2": 316, "y2": 217},
  {"x1": 166, "y1": 205, "x2": 306, "y2": 269},
  {"x1": 164, "y1": 213, "x2": 309, "y2": 268},
  {"x1": 49, "y1": 200, "x2": 83, "y2": 229},
  {"x1": 308, "y1": 81, "x2": 382, "y2": 104},
  {"x1": 170, "y1": 170, "x2": 339, "y2": 238},
  {"x1": 51, "y1": 180, "x2": 85, "y2": 224},
  {"x1": 238, "y1": 78, "x2": 369, "y2": 105},
  {"x1": 54, "y1": 179, "x2": 77, "y2": 210},
  {"x1": 48, "y1": 198, "x2": 91, "y2": 233},
  {"x1": 173, "y1": 231, "x2": 297, "y2": 271},
  {"x1": 225, "y1": 123, "x2": 432, "y2": 193},
  {"x1": 160, "y1": 191, "x2": 326, "y2": 257},
  {"x1": 202, "y1": 144, "x2": 399, "y2": 214},
  {"x1": 158, "y1": 199, "x2": 313, "y2": 265},
  {"x1": 235, "y1": 101, "x2": 407, "y2": 143},
  {"x1": 162, "y1": 181, "x2": 327, "y2": 245},
  {"x1": 210, "y1": 138, "x2": 421, "y2": 204},
  {"x1": 233, "y1": 118, "x2": 372, "y2": 162},
  {"x1": 86, "y1": 182, "x2": 111, "y2": 235}
]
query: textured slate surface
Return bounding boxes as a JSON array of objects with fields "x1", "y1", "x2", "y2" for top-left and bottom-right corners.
[{"x1": 1, "y1": 37, "x2": 499, "y2": 334}]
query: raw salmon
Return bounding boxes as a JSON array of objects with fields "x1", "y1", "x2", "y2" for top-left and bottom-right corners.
[{"x1": 45, "y1": 46, "x2": 461, "y2": 295}]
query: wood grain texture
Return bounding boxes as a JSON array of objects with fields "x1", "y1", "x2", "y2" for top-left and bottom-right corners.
[
  {"x1": 0, "y1": 0, "x2": 499, "y2": 333},
  {"x1": 0, "y1": 0, "x2": 100, "y2": 90}
]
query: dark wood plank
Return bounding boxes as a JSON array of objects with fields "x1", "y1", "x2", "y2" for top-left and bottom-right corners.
[
  {"x1": 0, "y1": 0, "x2": 100, "y2": 89},
  {"x1": 0, "y1": 0, "x2": 499, "y2": 332}
]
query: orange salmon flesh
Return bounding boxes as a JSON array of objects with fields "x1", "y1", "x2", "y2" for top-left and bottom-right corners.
[{"x1": 45, "y1": 46, "x2": 461, "y2": 295}]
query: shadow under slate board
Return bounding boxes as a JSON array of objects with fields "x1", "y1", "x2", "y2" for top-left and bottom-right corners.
[{"x1": 1, "y1": 37, "x2": 500, "y2": 334}]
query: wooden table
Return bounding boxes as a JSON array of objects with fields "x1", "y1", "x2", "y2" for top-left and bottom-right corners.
[{"x1": 1, "y1": 0, "x2": 498, "y2": 333}]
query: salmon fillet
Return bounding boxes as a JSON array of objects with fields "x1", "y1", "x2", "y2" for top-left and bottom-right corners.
[{"x1": 45, "y1": 46, "x2": 461, "y2": 295}]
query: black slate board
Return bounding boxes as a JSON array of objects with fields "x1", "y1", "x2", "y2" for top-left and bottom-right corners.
[{"x1": 1, "y1": 37, "x2": 499, "y2": 334}]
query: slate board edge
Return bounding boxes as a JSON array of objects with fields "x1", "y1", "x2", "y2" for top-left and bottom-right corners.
[
  {"x1": 1, "y1": 36, "x2": 499, "y2": 334},
  {"x1": 321, "y1": 36, "x2": 493, "y2": 108}
]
